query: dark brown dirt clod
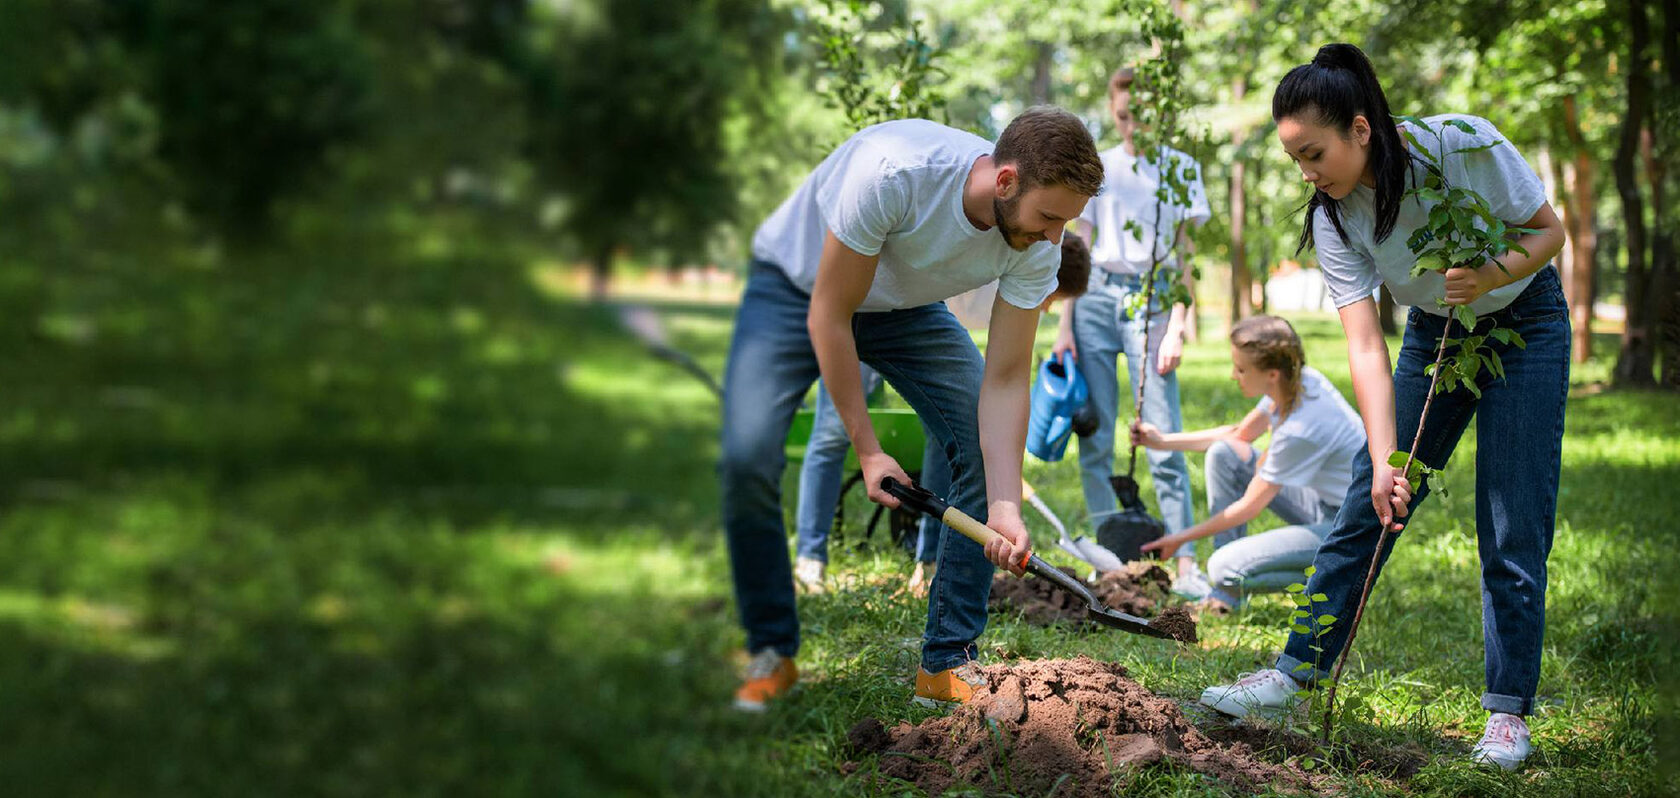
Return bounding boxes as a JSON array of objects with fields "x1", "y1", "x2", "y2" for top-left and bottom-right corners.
[{"x1": 1147, "y1": 604, "x2": 1199, "y2": 644}]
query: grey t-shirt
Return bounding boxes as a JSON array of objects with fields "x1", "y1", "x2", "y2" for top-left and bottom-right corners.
[
  {"x1": 1257, "y1": 367, "x2": 1367, "y2": 509},
  {"x1": 1314, "y1": 114, "x2": 1547, "y2": 316}
]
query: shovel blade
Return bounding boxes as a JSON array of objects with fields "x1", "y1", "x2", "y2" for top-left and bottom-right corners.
[
  {"x1": 1086, "y1": 605, "x2": 1172, "y2": 638},
  {"x1": 1021, "y1": 555, "x2": 1171, "y2": 640}
]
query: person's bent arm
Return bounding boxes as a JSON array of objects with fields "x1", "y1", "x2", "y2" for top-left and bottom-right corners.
[
  {"x1": 976, "y1": 296, "x2": 1041, "y2": 575},
  {"x1": 1442, "y1": 203, "x2": 1567, "y2": 306},
  {"x1": 808, "y1": 230, "x2": 910, "y2": 507},
  {"x1": 1340, "y1": 297, "x2": 1410, "y2": 531},
  {"x1": 1132, "y1": 407, "x2": 1270, "y2": 453},
  {"x1": 1156, "y1": 229, "x2": 1194, "y2": 374},
  {"x1": 1141, "y1": 477, "x2": 1283, "y2": 558}
]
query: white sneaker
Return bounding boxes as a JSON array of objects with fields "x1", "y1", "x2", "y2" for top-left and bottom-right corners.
[
  {"x1": 1171, "y1": 566, "x2": 1213, "y2": 601},
  {"x1": 794, "y1": 557, "x2": 826, "y2": 594},
  {"x1": 1471, "y1": 712, "x2": 1531, "y2": 770},
  {"x1": 1199, "y1": 669, "x2": 1303, "y2": 719}
]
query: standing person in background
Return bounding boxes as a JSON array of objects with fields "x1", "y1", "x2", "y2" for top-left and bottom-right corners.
[
  {"x1": 1197, "y1": 43, "x2": 1568, "y2": 772},
  {"x1": 1055, "y1": 66, "x2": 1212, "y2": 598}
]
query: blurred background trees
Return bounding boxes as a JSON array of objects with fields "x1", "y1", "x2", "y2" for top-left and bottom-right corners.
[{"x1": 1, "y1": 0, "x2": 1673, "y2": 385}]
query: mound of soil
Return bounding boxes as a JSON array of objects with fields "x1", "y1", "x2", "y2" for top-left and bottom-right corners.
[
  {"x1": 990, "y1": 561, "x2": 1194, "y2": 643},
  {"x1": 844, "y1": 657, "x2": 1314, "y2": 796}
]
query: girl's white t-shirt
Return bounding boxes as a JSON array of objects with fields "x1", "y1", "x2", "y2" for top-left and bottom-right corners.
[
  {"x1": 1255, "y1": 367, "x2": 1367, "y2": 509},
  {"x1": 1313, "y1": 114, "x2": 1547, "y2": 317}
]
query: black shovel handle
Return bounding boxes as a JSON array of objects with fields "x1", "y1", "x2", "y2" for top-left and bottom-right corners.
[{"x1": 882, "y1": 478, "x2": 1032, "y2": 570}]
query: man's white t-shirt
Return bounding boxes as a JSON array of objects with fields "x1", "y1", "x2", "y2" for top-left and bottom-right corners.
[
  {"x1": 1314, "y1": 114, "x2": 1548, "y2": 316},
  {"x1": 750, "y1": 119, "x2": 1061, "y2": 313},
  {"x1": 1078, "y1": 144, "x2": 1211, "y2": 275},
  {"x1": 1256, "y1": 367, "x2": 1366, "y2": 509}
]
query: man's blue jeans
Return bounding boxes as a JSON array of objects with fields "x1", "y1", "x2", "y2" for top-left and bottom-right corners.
[
  {"x1": 1070, "y1": 271, "x2": 1195, "y2": 556},
  {"x1": 1276, "y1": 266, "x2": 1570, "y2": 716},
  {"x1": 720, "y1": 262, "x2": 994, "y2": 672}
]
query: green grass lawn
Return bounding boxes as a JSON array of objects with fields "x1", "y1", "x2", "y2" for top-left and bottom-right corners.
[{"x1": 0, "y1": 253, "x2": 1673, "y2": 796}]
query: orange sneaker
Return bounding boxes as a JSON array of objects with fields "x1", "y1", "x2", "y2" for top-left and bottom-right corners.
[
  {"x1": 733, "y1": 649, "x2": 797, "y2": 712},
  {"x1": 913, "y1": 661, "x2": 987, "y2": 708}
]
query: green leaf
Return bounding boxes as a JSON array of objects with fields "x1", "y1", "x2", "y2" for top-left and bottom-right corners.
[
  {"x1": 1450, "y1": 142, "x2": 1499, "y2": 155},
  {"x1": 1311, "y1": 593, "x2": 1329, "y2": 602},
  {"x1": 1292, "y1": 624, "x2": 1311, "y2": 634},
  {"x1": 1464, "y1": 379, "x2": 1483, "y2": 398},
  {"x1": 1285, "y1": 583, "x2": 1306, "y2": 593},
  {"x1": 1293, "y1": 662, "x2": 1315, "y2": 673},
  {"x1": 1453, "y1": 305, "x2": 1477, "y2": 331},
  {"x1": 1445, "y1": 119, "x2": 1477, "y2": 134},
  {"x1": 1317, "y1": 615, "x2": 1337, "y2": 626},
  {"x1": 1304, "y1": 565, "x2": 1316, "y2": 577},
  {"x1": 1401, "y1": 129, "x2": 1437, "y2": 166}
]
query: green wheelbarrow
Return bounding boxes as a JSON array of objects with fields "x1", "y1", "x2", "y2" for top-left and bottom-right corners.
[{"x1": 786, "y1": 407, "x2": 928, "y2": 553}]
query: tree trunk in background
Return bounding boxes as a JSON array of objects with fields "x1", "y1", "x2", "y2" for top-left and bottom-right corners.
[
  {"x1": 1030, "y1": 42, "x2": 1052, "y2": 105},
  {"x1": 590, "y1": 246, "x2": 613, "y2": 301},
  {"x1": 1614, "y1": 0, "x2": 1655, "y2": 387},
  {"x1": 1658, "y1": 0, "x2": 1680, "y2": 387},
  {"x1": 1562, "y1": 95, "x2": 1599, "y2": 364},
  {"x1": 1229, "y1": 157, "x2": 1253, "y2": 325},
  {"x1": 1229, "y1": 66, "x2": 1254, "y2": 327},
  {"x1": 1650, "y1": 127, "x2": 1678, "y2": 388},
  {"x1": 1378, "y1": 286, "x2": 1399, "y2": 336}
]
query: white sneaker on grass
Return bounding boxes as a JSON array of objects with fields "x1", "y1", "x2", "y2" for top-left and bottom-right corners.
[
  {"x1": 1171, "y1": 566, "x2": 1213, "y2": 601},
  {"x1": 1199, "y1": 669, "x2": 1302, "y2": 719},
  {"x1": 1470, "y1": 712, "x2": 1531, "y2": 770},
  {"x1": 794, "y1": 557, "x2": 826, "y2": 594}
]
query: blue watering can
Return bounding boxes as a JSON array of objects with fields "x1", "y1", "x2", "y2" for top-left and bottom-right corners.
[{"x1": 1026, "y1": 350, "x2": 1088, "y2": 462}]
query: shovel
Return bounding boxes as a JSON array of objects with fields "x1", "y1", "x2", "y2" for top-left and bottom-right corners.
[
  {"x1": 1021, "y1": 480, "x2": 1124, "y2": 574},
  {"x1": 881, "y1": 478, "x2": 1171, "y2": 640}
]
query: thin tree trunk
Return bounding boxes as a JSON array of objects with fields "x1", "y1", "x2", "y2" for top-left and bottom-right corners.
[
  {"x1": 1539, "y1": 143, "x2": 1568, "y2": 300},
  {"x1": 1229, "y1": 68, "x2": 1253, "y2": 327},
  {"x1": 1230, "y1": 157, "x2": 1252, "y2": 325},
  {"x1": 590, "y1": 246, "x2": 613, "y2": 302},
  {"x1": 1030, "y1": 42, "x2": 1053, "y2": 105},
  {"x1": 1653, "y1": 0, "x2": 1680, "y2": 389},
  {"x1": 1614, "y1": 0, "x2": 1655, "y2": 386},
  {"x1": 1646, "y1": 122, "x2": 1677, "y2": 389},
  {"x1": 1562, "y1": 95, "x2": 1599, "y2": 364}
]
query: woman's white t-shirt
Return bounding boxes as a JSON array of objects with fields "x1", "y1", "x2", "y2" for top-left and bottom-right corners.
[{"x1": 1314, "y1": 114, "x2": 1547, "y2": 317}]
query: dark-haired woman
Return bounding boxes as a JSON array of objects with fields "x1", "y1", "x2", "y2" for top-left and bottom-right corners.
[
  {"x1": 1197, "y1": 43, "x2": 1567, "y2": 772},
  {"x1": 1132, "y1": 316, "x2": 1365, "y2": 614}
]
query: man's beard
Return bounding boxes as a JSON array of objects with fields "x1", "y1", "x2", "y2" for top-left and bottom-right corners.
[{"x1": 992, "y1": 193, "x2": 1030, "y2": 251}]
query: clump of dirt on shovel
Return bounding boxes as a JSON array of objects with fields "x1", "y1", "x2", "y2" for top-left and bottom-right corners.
[
  {"x1": 843, "y1": 657, "x2": 1313, "y2": 797},
  {"x1": 989, "y1": 561, "x2": 1195, "y2": 642}
]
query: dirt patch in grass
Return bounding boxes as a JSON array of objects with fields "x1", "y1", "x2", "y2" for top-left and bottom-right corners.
[
  {"x1": 1200, "y1": 721, "x2": 1429, "y2": 781},
  {"x1": 844, "y1": 657, "x2": 1315, "y2": 796},
  {"x1": 989, "y1": 561, "x2": 1185, "y2": 628}
]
